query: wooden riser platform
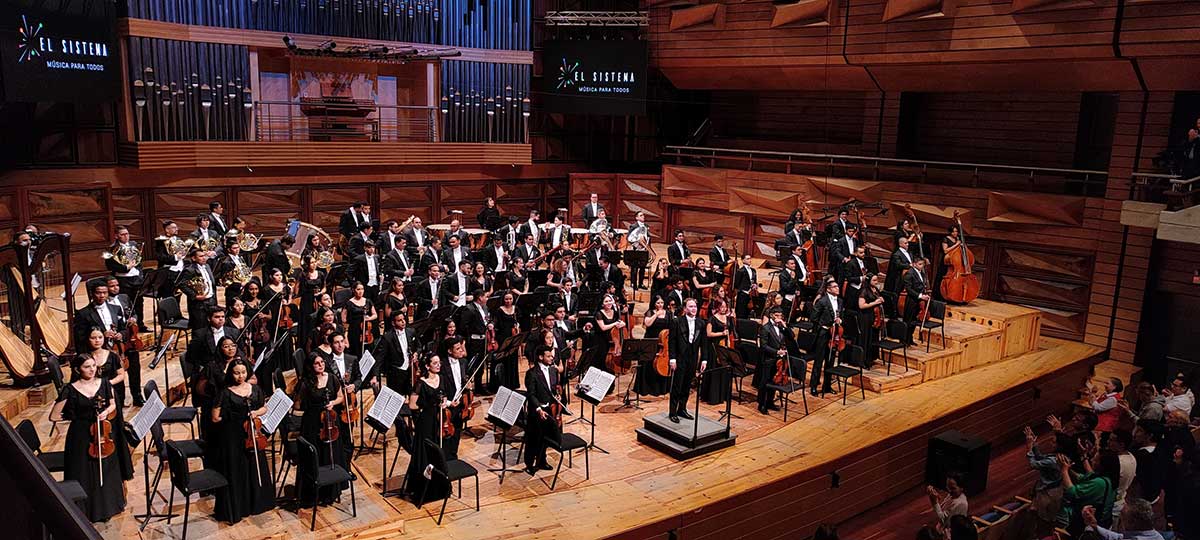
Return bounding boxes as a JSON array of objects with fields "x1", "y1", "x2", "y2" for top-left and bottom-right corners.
[{"x1": 945, "y1": 299, "x2": 1042, "y2": 359}]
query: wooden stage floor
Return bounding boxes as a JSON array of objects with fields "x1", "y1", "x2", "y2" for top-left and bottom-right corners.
[{"x1": 4, "y1": 334, "x2": 1102, "y2": 540}]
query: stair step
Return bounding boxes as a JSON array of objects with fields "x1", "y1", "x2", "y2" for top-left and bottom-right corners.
[{"x1": 851, "y1": 363, "x2": 925, "y2": 393}]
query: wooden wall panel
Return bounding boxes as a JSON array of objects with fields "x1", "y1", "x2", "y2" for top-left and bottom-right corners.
[
  {"x1": 237, "y1": 188, "x2": 302, "y2": 211},
  {"x1": 899, "y1": 92, "x2": 1083, "y2": 169},
  {"x1": 29, "y1": 188, "x2": 107, "y2": 218},
  {"x1": 708, "y1": 91, "x2": 867, "y2": 155}
]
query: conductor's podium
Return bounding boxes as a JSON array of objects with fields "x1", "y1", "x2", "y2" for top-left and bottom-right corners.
[{"x1": 853, "y1": 299, "x2": 1044, "y2": 394}]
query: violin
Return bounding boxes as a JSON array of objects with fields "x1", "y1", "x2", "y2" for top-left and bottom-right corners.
[
  {"x1": 830, "y1": 319, "x2": 846, "y2": 352},
  {"x1": 340, "y1": 385, "x2": 360, "y2": 424},
  {"x1": 127, "y1": 317, "x2": 144, "y2": 351},
  {"x1": 549, "y1": 400, "x2": 564, "y2": 428},
  {"x1": 363, "y1": 320, "x2": 375, "y2": 345},
  {"x1": 319, "y1": 407, "x2": 340, "y2": 443},
  {"x1": 773, "y1": 325, "x2": 791, "y2": 385},
  {"x1": 244, "y1": 415, "x2": 268, "y2": 451},
  {"x1": 724, "y1": 315, "x2": 737, "y2": 349},
  {"x1": 873, "y1": 301, "x2": 885, "y2": 329},
  {"x1": 252, "y1": 314, "x2": 272, "y2": 343},
  {"x1": 109, "y1": 325, "x2": 129, "y2": 370},
  {"x1": 459, "y1": 385, "x2": 476, "y2": 423},
  {"x1": 903, "y1": 203, "x2": 926, "y2": 260},
  {"x1": 278, "y1": 304, "x2": 296, "y2": 331},
  {"x1": 441, "y1": 394, "x2": 457, "y2": 439},
  {"x1": 88, "y1": 413, "x2": 115, "y2": 459},
  {"x1": 486, "y1": 325, "x2": 498, "y2": 353}
]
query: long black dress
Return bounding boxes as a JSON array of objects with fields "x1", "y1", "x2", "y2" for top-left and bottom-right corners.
[
  {"x1": 213, "y1": 386, "x2": 275, "y2": 523},
  {"x1": 344, "y1": 299, "x2": 371, "y2": 357},
  {"x1": 57, "y1": 381, "x2": 126, "y2": 522},
  {"x1": 298, "y1": 270, "x2": 327, "y2": 352},
  {"x1": 403, "y1": 379, "x2": 450, "y2": 506},
  {"x1": 700, "y1": 316, "x2": 733, "y2": 405},
  {"x1": 634, "y1": 312, "x2": 672, "y2": 396},
  {"x1": 95, "y1": 352, "x2": 134, "y2": 480},
  {"x1": 296, "y1": 375, "x2": 346, "y2": 505},
  {"x1": 494, "y1": 307, "x2": 520, "y2": 390}
]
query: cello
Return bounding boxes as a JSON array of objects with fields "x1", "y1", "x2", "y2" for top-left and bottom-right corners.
[
  {"x1": 939, "y1": 211, "x2": 980, "y2": 304},
  {"x1": 902, "y1": 204, "x2": 925, "y2": 260}
]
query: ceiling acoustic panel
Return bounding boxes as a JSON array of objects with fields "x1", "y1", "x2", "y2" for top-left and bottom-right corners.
[
  {"x1": 770, "y1": 0, "x2": 835, "y2": 27},
  {"x1": 668, "y1": 3, "x2": 727, "y2": 31},
  {"x1": 986, "y1": 191, "x2": 1086, "y2": 227}
]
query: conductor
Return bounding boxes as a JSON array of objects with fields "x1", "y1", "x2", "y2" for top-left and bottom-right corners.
[{"x1": 668, "y1": 298, "x2": 710, "y2": 423}]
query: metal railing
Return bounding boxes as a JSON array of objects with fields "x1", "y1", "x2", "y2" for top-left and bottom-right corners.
[
  {"x1": 663, "y1": 145, "x2": 1110, "y2": 197},
  {"x1": 254, "y1": 100, "x2": 437, "y2": 143},
  {"x1": 1130, "y1": 172, "x2": 1200, "y2": 209}
]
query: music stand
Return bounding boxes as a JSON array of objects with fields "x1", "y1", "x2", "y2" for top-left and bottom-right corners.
[
  {"x1": 484, "y1": 387, "x2": 527, "y2": 484},
  {"x1": 579, "y1": 291, "x2": 603, "y2": 314},
  {"x1": 528, "y1": 269, "x2": 549, "y2": 289},
  {"x1": 574, "y1": 369, "x2": 615, "y2": 455},
  {"x1": 615, "y1": 338, "x2": 658, "y2": 412},
  {"x1": 516, "y1": 290, "x2": 549, "y2": 329},
  {"x1": 712, "y1": 347, "x2": 743, "y2": 421},
  {"x1": 623, "y1": 250, "x2": 649, "y2": 290},
  {"x1": 603, "y1": 250, "x2": 624, "y2": 266}
]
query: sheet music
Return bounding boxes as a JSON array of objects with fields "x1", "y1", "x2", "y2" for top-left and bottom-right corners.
[
  {"x1": 486, "y1": 386, "x2": 526, "y2": 427},
  {"x1": 261, "y1": 388, "x2": 293, "y2": 434},
  {"x1": 63, "y1": 273, "x2": 82, "y2": 300},
  {"x1": 129, "y1": 392, "x2": 164, "y2": 441},
  {"x1": 579, "y1": 367, "x2": 615, "y2": 403},
  {"x1": 367, "y1": 386, "x2": 405, "y2": 427},
  {"x1": 359, "y1": 350, "x2": 376, "y2": 380}
]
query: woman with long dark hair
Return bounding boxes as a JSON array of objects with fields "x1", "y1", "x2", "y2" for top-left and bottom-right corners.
[
  {"x1": 298, "y1": 255, "x2": 328, "y2": 349},
  {"x1": 211, "y1": 359, "x2": 274, "y2": 523},
  {"x1": 49, "y1": 354, "x2": 126, "y2": 521},
  {"x1": 292, "y1": 354, "x2": 346, "y2": 505},
  {"x1": 341, "y1": 280, "x2": 378, "y2": 356},
  {"x1": 78, "y1": 327, "x2": 134, "y2": 480},
  {"x1": 403, "y1": 354, "x2": 451, "y2": 506}
]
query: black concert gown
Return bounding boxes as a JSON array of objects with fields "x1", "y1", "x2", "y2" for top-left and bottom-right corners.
[
  {"x1": 95, "y1": 353, "x2": 134, "y2": 480},
  {"x1": 213, "y1": 386, "x2": 275, "y2": 523},
  {"x1": 403, "y1": 379, "x2": 451, "y2": 506},
  {"x1": 634, "y1": 313, "x2": 672, "y2": 396},
  {"x1": 344, "y1": 299, "x2": 371, "y2": 357},
  {"x1": 700, "y1": 316, "x2": 733, "y2": 405},
  {"x1": 296, "y1": 377, "x2": 346, "y2": 505},
  {"x1": 494, "y1": 307, "x2": 520, "y2": 390},
  {"x1": 57, "y1": 381, "x2": 126, "y2": 522},
  {"x1": 298, "y1": 270, "x2": 327, "y2": 352}
]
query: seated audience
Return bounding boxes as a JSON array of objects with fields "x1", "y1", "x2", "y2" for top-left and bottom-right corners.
[
  {"x1": 1162, "y1": 373, "x2": 1194, "y2": 415},
  {"x1": 927, "y1": 472, "x2": 968, "y2": 527},
  {"x1": 1080, "y1": 498, "x2": 1164, "y2": 540}
]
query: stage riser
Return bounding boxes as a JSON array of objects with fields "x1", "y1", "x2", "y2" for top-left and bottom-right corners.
[
  {"x1": 610, "y1": 354, "x2": 1099, "y2": 540},
  {"x1": 945, "y1": 300, "x2": 1043, "y2": 359}
]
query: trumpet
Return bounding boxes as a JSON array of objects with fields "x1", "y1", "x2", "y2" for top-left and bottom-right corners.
[{"x1": 102, "y1": 242, "x2": 142, "y2": 268}]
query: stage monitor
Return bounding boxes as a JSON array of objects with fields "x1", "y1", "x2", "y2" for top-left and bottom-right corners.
[
  {"x1": 541, "y1": 39, "x2": 647, "y2": 116},
  {"x1": 0, "y1": 5, "x2": 118, "y2": 103}
]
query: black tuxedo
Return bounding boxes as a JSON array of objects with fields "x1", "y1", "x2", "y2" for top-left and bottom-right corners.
[
  {"x1": 154, "y1": 237, "x2": 185, "y2": 295},
  {"x1": 378, "y1": 231, "x2": 404, "y2": 256},
  {"x1": 338, "y1": 209, "x2": 369, "y2": 240},
  {"x1": 838, "y1": 256, "x2": 870, "y2": 310},
  {"x1": 667, "y1": 242, "x2": 691, "y2": 267},
  {"x1": 482, "y1": 246, "x2": 508, "y2": 274},
  {"x1": 439, "y1": 356, "x2": 471, "y2": 459},
  {"x1": 379, "y1": 327, "x2": 415, "y2": 396},
  {"x1": 556, "y1": 291, "x2": 580, "y2": 315},
  {"x1": 403, "y1": 228, "x2": 430, "y2": 254},
  {"x1": 72, "y1": 302, "x2": 125, "y2": 353},
  {"x1": 326, "y1": 352, "x2": 362, "y2": 464},
  {"x1": 413, "y1": 276, "x2": 443, "y2": 319},
  {"x1": 667, "y1": 315, "x2": 710, "y2": 415},
  {"x1": 208, "y1": 213, "x2": 228, "y2": 237},
  {"x1": 708, "y1": 246, "x2": 730, "y2": 268},
  {"x1": 810, "y1": 293, "x2": 844, "y2": 392},
  {"x1": 347, "y1": 233, "x2": 371, "y2": 258},
  {"x1": 443, "y1": 246, "x2": 473, "y2": 269},
  {"x1": 351, "y1": 254, "x2": 383, "y2": 294},
  {"x1": 418, "y1": 248, "x2": 443, "y2": 277},
  {"x1": 381, "y1": 249, "x2": 414, "y2": 281},
  {"x1": 459, "y1": 303, "x2": 490, "y2": 388},
  {"x1": 581, "y1": 203, "x2": 604, "y2": 226},
  {"x1": 105, "y1": 241, "x2": 146, "y2": 318},
  {"x1": 523, "y1": 363, "x2": 561, "y2": 468},
  {"x1": 901, "y1": 267, "x2": 929, "y2": 344},
  {"x1": 516, "y1": 243, "x2": 541, "y2": 264},
  {"x1": 186, "y1": 325, "x2": 234, "y2": 368},
  {"x1": 757, "y1": 321, "x2": 805, "y2": 409},
  {"x1": 179, "y1": 263, "x2": 217, "y2": 330},
  {"x1": 262, "y1": 240, "x2": 292, "y2": 283},
  {"x1": 596, "y1": 265, "x2": 625, "y2": 295},
  {"x1": 733, "y1": 265, "x2": 758, "y2": 319},
  {"x1": 518, "y1": 222, "x2": 541, "y2": 245},
  {"x1": 104, "y1": 295, "x2": 143, "y2": 403},
  {"x1": 885, "y1": 248, "x2": 914, "y2": 294},
  {"x1": 442, "y1": 273, "x2": 474, "y2": 307}
]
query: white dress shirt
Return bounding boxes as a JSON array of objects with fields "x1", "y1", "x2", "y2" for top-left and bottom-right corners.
[
  {"x1": 366, "y1": 255, "x2": 378, "y2": 287},
  {"x1": 95, "y1": 302, "x2": 114, "y2": 329},
  {"x1": 686, "y1": 316, "x2": 696, "y2": 343},
  {"x1": 332, "y1": 353, "x2": 348, "y2": 380}
]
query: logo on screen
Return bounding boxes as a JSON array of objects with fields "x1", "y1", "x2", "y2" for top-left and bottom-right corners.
[
  {"x1": 556, "y1": 57, "x2": 580, "y2": 89},
  {"x1": 16, "y1": 15, "x2": 43, "y2": 63}
]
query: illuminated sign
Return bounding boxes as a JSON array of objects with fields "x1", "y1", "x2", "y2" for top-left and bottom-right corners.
[
  {"x1": 542, "y1": 40, "x2": 647, "y2": 115},
  {"x1": 1, "y1": 6, "x2": 118, "y2": 103}
]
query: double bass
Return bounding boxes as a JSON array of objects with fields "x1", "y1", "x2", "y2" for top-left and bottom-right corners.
[
  {"x1": 800, "y1": 202, "x2": 818, "y2": 285},
  {"x1": 939, "y1": 211, "x2": 980, "y2": 304}
]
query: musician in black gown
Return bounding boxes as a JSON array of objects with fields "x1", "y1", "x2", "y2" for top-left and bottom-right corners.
[
  {"x1": 293, "y1": 354, "x2": 346, "y2": 505},
  {"x1": 404, "y1": 354, "x2": 452, "y2": 505},
  {"x1": 211, "y1": 359, "x2": 275, "y2": 523},
  {"x1": 635, "y1": 296, "x2": 673, "y2": 397},
  {"x1": 78, "y1": 328, "x2": 133, "y2": 481},
  {"x1": 49, "y1": 355, "x2": 126, "y2": 522},
  {"x1": 856, "y1": 274, "x2": 886, "y2": 369},
  {"x1": 297, "y1": 255, "x2": 328, "y2": 350}
]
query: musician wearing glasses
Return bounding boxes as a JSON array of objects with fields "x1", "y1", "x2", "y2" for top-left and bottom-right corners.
[{"x1": 181, "y1": 248, "x2": 218, "y2": 330}]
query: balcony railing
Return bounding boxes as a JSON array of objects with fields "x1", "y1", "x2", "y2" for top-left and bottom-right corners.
[
  {"x1": 254, "y1": 100, "x2": 437, "y2": 143},
  {"x1": 663, "y1": 145, "x2": 1109, "y2": 197},
  {"x1": 1130, "y1": 171, "x2": 1200, "y2": 209}
]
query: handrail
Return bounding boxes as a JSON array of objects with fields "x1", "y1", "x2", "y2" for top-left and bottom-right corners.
[
  {"x1": 1170, "y1": 174, "x2": 1200, "y2": 189},
  {"x1": 253, "y1": 99, "x2": 437, "y2": 111},
  {"x1": 664, "y1": 145, "x2": 1109, "y2": 177},
  {"x1": 0, "y1": 416, "x2": 103, "y2": 540}
]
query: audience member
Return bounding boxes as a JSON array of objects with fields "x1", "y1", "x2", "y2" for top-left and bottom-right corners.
[
  {"x1": 1107, "y1": 429, "x2": 1137, "y2": 527},
  {"x1": 1130, "y1": 420, "x2": 1165, "y2": 503},
  {"x1": 1175, "y1": 448, "x2": 1200, "y2": 540},
  {"x1": 946, "y1": 515, "x2": 977, "y2": 540},
  {"x1": 1024, "y1": 425, "x2": 1065, "y2": 533},
  {"x1": 1092, "y1": 377, "x2": 1123, "y2": 439},
  {"x1": 1119, "y1": 382, "x2": 1165, "y2": 425},
  {"x1": 1080, "y1": 498, "x2": 1164, "y2": 540},
  {"x1": 927, "y1": 472, "x2": 968, "y2": 527},
  {"x1": 1058, "y1": 449, "x2": 1118, "y2": 535},
  {"x1": 1162, "y1": 373, "x2": 1195, "y2": 415}
]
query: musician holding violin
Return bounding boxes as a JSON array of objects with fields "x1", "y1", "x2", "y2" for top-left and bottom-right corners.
[
  {"x1": 701, "y1": 298, "x2": 735, "y2": 405},
  {"x1": 757, "y1": 307, "x2": 803, "y2": 415},
  {"x1": 856, "y1": 274, "x2": 887, "y2": 370},
  {"x1": 326, "y1": 333, "x2": 366, "y2": 467},
  {"x1": 902, "y1": 258, "x2": 933, "y2": 346},
  {"x1": 210, "y1": 359, "x2": 275, "y2": 523},
  {"x1": 102, "y1": 276, "x2": 144, "y2": 407},
  {"x1": 293, "y1": 353, "x2": 347, "y2": 505},
  {"x1": 77, "y1": 327, "x2": 134, "y2": 481},
  {"x1": 811, "y1": 278, "x2": 844, "y2": 397},
  {"x1": 524, "y1": 346, "x2": 563, "y2": 476},
  {"x1": 50, "y1": 354, "x2": 126, "y2": 522},
  {"x1": 439, "y1": 336, "x2": 472, "y2": 460}
]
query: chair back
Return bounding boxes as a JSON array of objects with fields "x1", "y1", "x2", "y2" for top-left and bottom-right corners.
[
  {"x1": 735, "y1": 318, "x2": 761, "y2": 341},
  {"x1": 45, "y1": 354, "x2": 66, "y2": 393},
  {"x1": 149, "y1": 419, "x2": 167, "y2": 457},
  {"x1": 164, "y1": 441, "x2": 191, "y2": 492},
  {"x1": 179, "y1": 351, "x2": 197, "y2": 384},
  {"x1": 296, "y1": 436, "x2": 320, "y2": 481},
  {"x1": 273, "y1": 368, "x2": 286, "y2": 392},
  {"x1": 292, "y1": 348, "x2": 307, "y2": 377},
  {"x1": 158, "y1": 296, "x2": 184, "y2": 324},
  {"x1": 333, "y1": 288, "x2": 354, "y2": 306},
  {"x1": 929, "y1": 300, "x2": 946, "y2": 320},
  {"x1": 140, "y1": 269, "x2": 160, "y2": 298},
  {"x1": 15, "y1": 419, "x2": 40, "y2": 453},
  {"x1": 281, "y1": 414, "x2": 302, "y2": 461},
  {"x1": 422, "y1": 439, "x2": 450, "y2": 479},
  {"x1": 144, "y1": 379, "x2": 162, "y2": 402},
  {"x1": 795, "y1": 329, "x2": 817, "y2": 352},
  {"x1": 843, "y1": 345, "x2": 865, "y2": 368},
  {"x1": 885, "y1": 319, "x2": 908, "y2": 341}
]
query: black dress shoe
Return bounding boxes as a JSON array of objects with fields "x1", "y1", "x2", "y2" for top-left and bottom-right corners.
[
  {"x1": 757, "y1": 405, "x2": 769, "y2": 415},
  {"x1": 538, "y1": 463, "x2": 553, "y2": 471},
  {"x1": 669, "y1": 415, "x2": 680, "y2": 423},
  {"x1": 678, "y1": 410, "x2": 694, "y2": 420},
  {"x1": 767, "y1": 403, "x2": 781, "y2": 411},
  {"x1": 524, "y1": 466, "x2": 538, "y2": 476}
]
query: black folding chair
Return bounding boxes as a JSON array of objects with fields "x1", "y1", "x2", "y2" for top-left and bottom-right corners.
[
  {"x1": 878, "y1": 319, "x2": 910, "y2": 375},
  {"x1": 164, "y1": 441, "x2": 228, "y2": 540},
  {"x1": 274, "y1": 413, "x2": 303, "y2": 499},
  {"x1": 919, "y1": 300, "x2": 947, "y2": 353},
  {"x1": 44, "y1": 353, "x2": 67, "y2": 438},
  {"x1": 418, "y1": 439, "x2": 479, "y2": 525},
  {"x1": 296, "y1": 437, "x2": 357, "y2": 531},
  {"x1": 546, "y1": 431, "x2": 589, "y2": 491},
  {"x1": 156, "y1": 296, "x2": 191, "y2": 347},
  {"x1": 16, "y1": 419, "x2": 65, "y2": 473},
  {"x1": 827, "y1": 345, "x2": 867, "y2": 405},
  {"x1": 144, "y1": 380, "x2": 197, "y2": 438}
]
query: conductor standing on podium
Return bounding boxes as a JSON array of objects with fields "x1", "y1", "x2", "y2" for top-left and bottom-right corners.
[{"x1": 668, "y1": 298, "x2": 710, "y2": 423}]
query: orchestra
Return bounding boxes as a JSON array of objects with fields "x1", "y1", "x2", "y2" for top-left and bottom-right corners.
[{"x1": 44, "y1": 196, "x2": 984, "y2": 528}]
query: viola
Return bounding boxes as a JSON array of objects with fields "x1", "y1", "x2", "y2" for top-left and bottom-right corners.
[
  {"x1": 252, "y1": 315, "x2": 272, "y2": 344},
  {"x1": 243, "y1": 416, "x2": 269, "y2": 451},
  {"x1": 441, "y1": 405, "x2": 457, "y2": 438},
  {"x1": 873, "y1": 303, "x2": 885, "y2": 329},
  {"x1": 278, "y1": 304, "x2": 296, "y2": 331},
  {"x1": 774, "y1": 357, "x2": 789, "y2": 385},
  {"x1": 340, "y1": 386, "x2": 360, "y2": 424},
  {"x1": 830, "y1": 320, "x2": 846, "y2": 352},
  {"x1": 89, "y1": 417, "x2": 115, "y2": 459},
  {"x1": 549, "y1": 400, "x2": 563, "y2": 427},
  {"x1": 127, "y1": 318, "x2": 144, "y2": 351},
  {"x1": 363, "y1": 320, "x2": 375, "y2": 345},
  {"x1": 319, "y1": 408, "x2": 340, "y2": 442},
  {"x1": 459, "y1": 386, "x2": 476, "y2": 423},
  {"x1": 724, "y1": 315, "x2": 737, "y2": 349},
  {"x1": 486, "y1": 325, "x2": 498, "y2": 353}
]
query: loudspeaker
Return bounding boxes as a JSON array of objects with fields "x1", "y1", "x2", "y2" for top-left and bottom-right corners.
[{"x1": 925, "y1": 430, "x2": 990, "y2": 496}]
